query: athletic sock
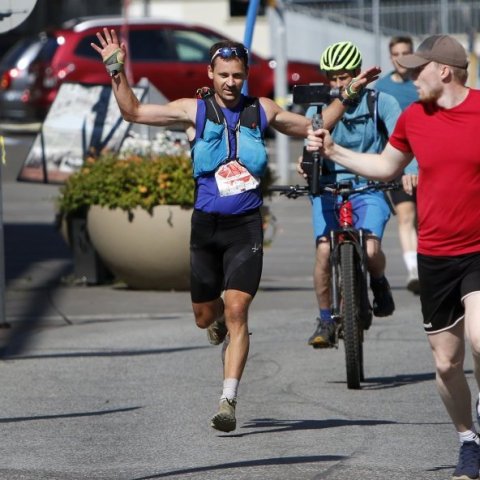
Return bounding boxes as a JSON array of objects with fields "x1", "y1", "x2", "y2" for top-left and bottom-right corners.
[
  {"x1": 403, "y1": 250, "x2": 417, "y2": 272},
  {"x1": 458, "y1": 429, "x2": 480, "y2": 445},
  {"x1": 319, "y1": 308, "x2": 333, "y2": 323},
  {"x1": 220, "y1": 378, "x2": 239, "y2": 401}
]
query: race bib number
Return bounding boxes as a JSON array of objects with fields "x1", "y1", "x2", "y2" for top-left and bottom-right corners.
[{"x1": 215, "y1": 160, "x2": 260, "y2": 197}]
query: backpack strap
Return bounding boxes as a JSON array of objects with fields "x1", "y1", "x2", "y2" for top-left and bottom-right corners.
[
  {"x1": 239, "y1": 96, "x2": 262, "y2": 130},
  {"x1": 195, "y1": 95, "x2": 263, "y2": 142},
  {"x1": 366, "y1": 89, "x2": 389, "y2": 141}
]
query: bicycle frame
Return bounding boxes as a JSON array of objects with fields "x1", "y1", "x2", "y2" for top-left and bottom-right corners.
[
  {"x1": 329, "y1": 192, "x2": 370, "y2": 329},
  {"x1": 269, "y1": 180, "x2": 399, "y2": 389}
]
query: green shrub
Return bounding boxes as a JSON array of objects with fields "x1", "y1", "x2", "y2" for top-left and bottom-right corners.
[{"x1": 57, "y1": 151, "x2": 195, "y2": 216}]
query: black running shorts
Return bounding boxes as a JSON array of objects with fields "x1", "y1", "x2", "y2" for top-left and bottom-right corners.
[
  {"x1": 189, "y1": 209, "x2": 263, "y2": 303},
  {"x1": 389, "y1": 175, "x2": 417, "y2": 206},
  {"x1": 418, "y1": 251, "x2": 480, "y2": 334}
]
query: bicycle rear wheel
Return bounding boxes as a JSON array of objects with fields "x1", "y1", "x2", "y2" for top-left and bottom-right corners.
[{"x1": 340, "y1": 242, "x2": 362, "y2": 389}]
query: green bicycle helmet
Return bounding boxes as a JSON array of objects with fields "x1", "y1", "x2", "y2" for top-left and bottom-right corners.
[{"x1": 320, "y1": 41, "x2": 362, "y2": 72}]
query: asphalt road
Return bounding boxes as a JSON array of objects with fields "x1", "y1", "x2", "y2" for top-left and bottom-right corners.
[{"x1": 0, "y1": 130, "x2": 474, "y2": 480}]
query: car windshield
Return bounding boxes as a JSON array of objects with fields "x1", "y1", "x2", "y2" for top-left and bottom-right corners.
[
  {"x1": 171, "y1": 29, "x2": 224, "y2": 62},
  {"x1": 0, "y1": 33, "x2": 58, "y2": 69}
]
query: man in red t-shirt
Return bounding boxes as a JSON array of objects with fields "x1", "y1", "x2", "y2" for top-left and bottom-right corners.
[{"x1": 307, "y1": 34, "x2": 480, "y2": 480}]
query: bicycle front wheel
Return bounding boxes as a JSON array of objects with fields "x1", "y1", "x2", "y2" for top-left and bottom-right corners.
[{"x1": 340, "y1": 242, "x2": 362, "y2": 390}]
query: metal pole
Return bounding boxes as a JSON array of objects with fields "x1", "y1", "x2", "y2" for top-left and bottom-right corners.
[
  {"x1": 0, "y1": 137, "x2": 8, "y2": 328},
  {"x1": 372, "y1": 0, "x2": 381, "y2": 66},
  {"x1": 242, "y1": 0, "x2": 261, "y2": 95},
  {"x1": 267, "y1": 1, "x2": 290, "y2": 185},
  {"x1": 440, "y1": 0, "x2": 448, "y2": 33},
  {"x1": 143, "y1": 0, "x2": 150, "y2": 17}
]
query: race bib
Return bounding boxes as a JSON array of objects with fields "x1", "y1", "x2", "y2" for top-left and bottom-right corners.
[{"x1": 215, "y1": 160, "x2": 260, "y2": 197}]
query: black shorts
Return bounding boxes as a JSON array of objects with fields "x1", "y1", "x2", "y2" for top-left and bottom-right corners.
[
  {"x1": 388, "y1": 174, "x2": 417, "y2": 206},
  {"x1": 190, "y1": 209, "x2": 263, "y2": 303},
  {"x1": 418, "y1": 252, "x2": 480, "y2": 334}
]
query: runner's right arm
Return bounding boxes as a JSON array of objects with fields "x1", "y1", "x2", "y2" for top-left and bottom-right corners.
[
  {"x1": 307, "y1": 128, "x2": 413, "y2": 181},
  {"x1": 91, "y1": 28, "x2": 196, "y2": 130}
]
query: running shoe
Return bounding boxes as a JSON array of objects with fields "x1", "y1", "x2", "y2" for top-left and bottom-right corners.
[
  {"x1": 452, "y1": 441, "x2": 480, "y2": 480},
  {"x1": 307, "y1": 318, "x2": 336, "y2": 348},
  {"x1": 370, "y1": 276, "x2": 395, "y2": 317},
  {"x1": 207, "y1": 316, "x2": 227, "y2": 345},
  {"x1": 210, "y1": 398, "x2": 236, "y2": 432}
]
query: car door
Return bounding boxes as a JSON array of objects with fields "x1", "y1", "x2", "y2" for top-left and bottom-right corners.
[{"x1": 127, "y1": 26, "x2": 215, "y2": 100}]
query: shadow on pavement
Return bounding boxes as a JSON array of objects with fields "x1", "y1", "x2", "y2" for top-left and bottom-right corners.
[
  {"x1": 4, "y1": 223, "x2": 72, "y2": 283},
  {"x1": 131, "y1": 455, "x2": 346, "y2": 479},
  {"x1": 8, "y1": 345, "x2": 209, "y2": 360},
  {"x1": 0, "y1": 406, "x2": 141, "y2": 423},
  {"x1": 2, "y1": 222, "x2": 73, "y2": 357}
]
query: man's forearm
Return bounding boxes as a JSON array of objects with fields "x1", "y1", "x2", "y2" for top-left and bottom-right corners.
[
  {"x1": 327, "y1": 143, "x2": 399, "y2": 181},
  {"x1": 110, "y1": 72, "x2": 141, "y2": 123}
]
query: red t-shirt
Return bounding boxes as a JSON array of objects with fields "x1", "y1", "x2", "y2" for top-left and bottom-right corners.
[{"x1": 389, "y1": 89, "x2": 480, "y2": 256}]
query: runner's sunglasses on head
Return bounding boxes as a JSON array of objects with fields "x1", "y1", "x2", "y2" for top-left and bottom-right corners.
[{"x1": 211, "y1": 46, "x2": 249, "y2": 63}]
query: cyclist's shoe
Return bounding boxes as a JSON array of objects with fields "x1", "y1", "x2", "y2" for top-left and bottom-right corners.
[
  {"x1": 406, "y1": 269, "x2": 420, "y2": 295},
  {"x1": 452, "y1": 441, "x2": 480, "y2": 480},
  {"x1": 210, "y1": 398, "x2": 236, "y2": 432},
  {"x1": 308, "y1": 318, "x2": 336, "y2": 348},
  {"x1": 370, "y1": 276, "x2": 395, "y2": 317},
  {"x1": 207, "y1": 316, "x2": 227, "y2": 345}
]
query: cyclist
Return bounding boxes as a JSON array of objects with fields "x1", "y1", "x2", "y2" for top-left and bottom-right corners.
[
  {"x1": 375, "y1": 36, "x2": 420, "y2": 294},
  {"x1": 299, "y1": 41, "x2": 402, "y2": 348},
  {"x1": 307, "y1": 34, "x2": 480, "y2": 480},
  {"x1": 91, "y1": 29, "x2": 380, "y2": 432}
]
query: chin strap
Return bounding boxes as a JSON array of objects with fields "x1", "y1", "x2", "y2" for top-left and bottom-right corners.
[{"x1": 103, "y1": 48, "x2": 124, "y2": 77}]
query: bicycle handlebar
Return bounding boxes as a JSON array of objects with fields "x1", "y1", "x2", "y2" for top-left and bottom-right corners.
[{"x1": 268, "y1": 181, "x2": 401, "y2": 199}]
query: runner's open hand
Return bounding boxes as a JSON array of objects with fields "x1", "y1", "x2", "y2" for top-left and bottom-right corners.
[
  {"x1": 347, "y1": 66, "x2": 382, "y2": 95},
  {"x1": 90, "y1": 28, "x2": 126, "y2": 64}
]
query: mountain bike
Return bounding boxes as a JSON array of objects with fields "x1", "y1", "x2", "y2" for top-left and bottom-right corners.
[{"x1": 269, "y1": 180, "x2": 399, "y2": 389}]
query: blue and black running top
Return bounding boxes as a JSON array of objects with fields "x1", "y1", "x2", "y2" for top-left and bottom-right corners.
[{"x1": 191, "y1": 94, "x2": 268, "y2": 215}]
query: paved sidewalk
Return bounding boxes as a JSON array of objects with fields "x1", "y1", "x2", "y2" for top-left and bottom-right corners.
[{"x1": 4, "y1": 138, "x2": 463, "y2": 480}]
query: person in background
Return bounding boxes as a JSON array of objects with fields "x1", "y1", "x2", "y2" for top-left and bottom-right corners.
[
  {"x1": 375, "y1": 36, "x2": 420, "y2": 294},
  {"x1": 91, "y1": 28, "x2": 380, "y2": 432},
  {"x1": 307, "y1": 34, "x2": 480, "y2": 480},
  {"x1": 299, "y1": 41, "x2": 402, "y2": 349}
]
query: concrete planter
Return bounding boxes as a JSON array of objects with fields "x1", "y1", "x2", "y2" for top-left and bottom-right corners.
[{"x1": 86, "y1": 205, "x2": 192, "y2": 290}]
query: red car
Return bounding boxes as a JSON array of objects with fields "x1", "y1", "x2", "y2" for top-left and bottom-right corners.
[{"x1": 0, "y1": 16, "x2": 326, "y2": 122}]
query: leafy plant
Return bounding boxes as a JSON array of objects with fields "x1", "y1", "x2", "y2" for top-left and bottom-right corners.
[{"x1": 57, "y1": 151, "x2": 195, "y2": 216}]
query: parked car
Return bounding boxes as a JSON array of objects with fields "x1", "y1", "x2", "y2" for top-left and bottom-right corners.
[{"x1": 0, "y1": 16, "x2": 326, "y2": 123}]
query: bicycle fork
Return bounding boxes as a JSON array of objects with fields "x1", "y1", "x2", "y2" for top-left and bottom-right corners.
[{"x1": 329, "y1": 199, "x2": 370, "y2": 328}]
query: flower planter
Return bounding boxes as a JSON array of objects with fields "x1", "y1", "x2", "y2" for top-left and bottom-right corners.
[{"x1": 87, "y1": 205, "x2": 192, "y2": 290}]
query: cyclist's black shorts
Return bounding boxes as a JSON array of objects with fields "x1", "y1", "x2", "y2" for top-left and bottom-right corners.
[
  {"x1": 190, "y1": 208, "x2": 263, "y2": 303},
  {"x1": 418, "y1": 251, "x2": 480, "y2": 334},
  {"x1": 389, "y1": 175, "x2": 416, "y2": 206}
]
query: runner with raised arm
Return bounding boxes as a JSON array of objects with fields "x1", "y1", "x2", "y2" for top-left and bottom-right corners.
[
  {"x1": 91, "y1": 28, "x2": 380, "y2": 433},
  {"x1": 307, "y1": 35, "x2": 480, "y2": 480}
]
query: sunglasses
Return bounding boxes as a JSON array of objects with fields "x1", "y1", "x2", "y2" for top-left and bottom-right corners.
[{"x1": 211, "y1": 46, "x2": 249, "y2": 63}]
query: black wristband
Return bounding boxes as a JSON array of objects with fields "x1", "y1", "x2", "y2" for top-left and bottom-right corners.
[{"x1": 340, "y1": 96, "x2": 356, "y2": 106}]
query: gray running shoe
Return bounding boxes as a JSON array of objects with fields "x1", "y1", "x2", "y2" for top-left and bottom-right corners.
[
  {"x1": 207, "y1": 316, "x2": 227, "y2": 345},
  {"x1": 307, "y1": 318, "x2": 336, "y2": 348},
  {"x1": 406, "y1": 270, "x2": 420, "y2": 294},
  {"x1": 370, "y1": 276, "x2": 395, "y2": 317},
  {"x1": 210, "y1": 398, "x2": 236, "y2": 432}
]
